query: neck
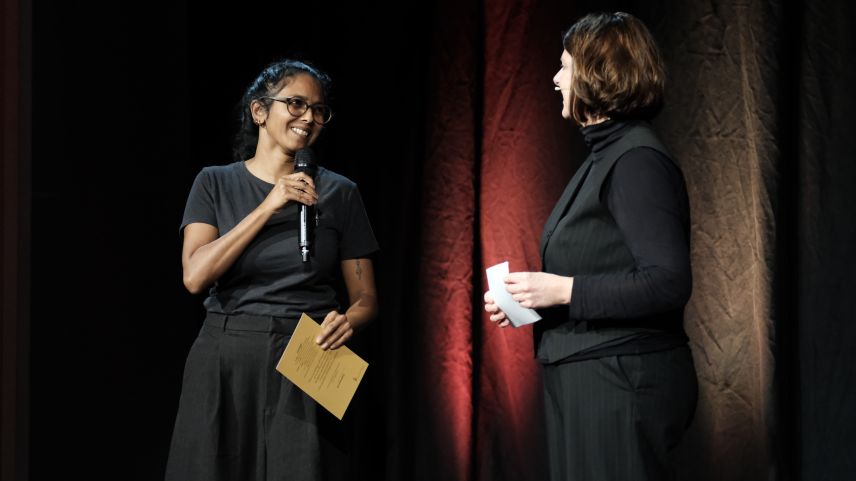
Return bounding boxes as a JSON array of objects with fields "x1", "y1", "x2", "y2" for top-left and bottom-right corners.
[{"x1": 245, "y1": 144, "x2": 296, "y2": 183}]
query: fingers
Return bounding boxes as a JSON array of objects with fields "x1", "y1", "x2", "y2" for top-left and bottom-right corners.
[
  {"x1": 288, "y1": 178, "x2": 318, "y2": 201},
  {"x1": 504, "y1": 272, "x2": 533, "y2": 306},
  {"x1": 488, "y1": 310, "x2": 511, "y2": 328},
  {"x1": 484, "y1": 290, "x2": 511, "y2": 327},
  {"x1": 316, "y1": 311, "x2": 352, "y2": 350},
  {"x1": 325, "y1": 322, "x2": 353, "y2": 350},
  {"x1": 276, "y1": 177, "x2": 318, "y2": 205},
  {"x1": 288, "y1": 172, "x2": 316, "y2": 189},
  {"x1": 504, "y1": 272, "x2": 527, "y2": 284}
]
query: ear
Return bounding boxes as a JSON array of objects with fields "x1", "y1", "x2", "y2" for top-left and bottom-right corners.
[{"x1": 250, "y1": 99, "x2": 268, "y2": 126}]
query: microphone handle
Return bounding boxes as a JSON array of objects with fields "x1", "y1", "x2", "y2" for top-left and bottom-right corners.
[{"x1": 299, "y1": 203, "x2": 311, "y2": 263}]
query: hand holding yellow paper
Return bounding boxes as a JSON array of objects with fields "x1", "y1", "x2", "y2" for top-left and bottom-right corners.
[{"x1": 276, "y1": 313, "x2": 368, "y2": 420}]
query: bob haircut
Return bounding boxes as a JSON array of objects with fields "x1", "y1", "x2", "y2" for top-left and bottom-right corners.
[{"x1": 563, "y1": 12, "x2": 665, "y2": 124}]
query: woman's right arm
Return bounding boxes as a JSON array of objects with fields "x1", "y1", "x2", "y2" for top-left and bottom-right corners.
[{"x1": 181, "y1": 171, "x2": 318, "y2": 294}]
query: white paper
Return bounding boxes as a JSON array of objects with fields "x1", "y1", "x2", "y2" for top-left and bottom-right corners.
[{"x1": 486, "y1": 261, "x2": 542, "y2": 327}]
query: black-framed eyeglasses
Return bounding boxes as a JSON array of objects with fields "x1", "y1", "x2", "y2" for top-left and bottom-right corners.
[{"x1": 264, "y1": 96, "x2": 333, "y2": 124}]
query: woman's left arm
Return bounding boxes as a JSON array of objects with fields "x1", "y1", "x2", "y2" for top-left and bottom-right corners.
[
  {"x1": 504, "y1": 148, "x2": 691, "y2": 318},
  {"x1": 316, "y1": 258, "x2": 378, "y2": 350},
  {"x1": 567, "y1": 148, "x2": 692, "y2": 319}
]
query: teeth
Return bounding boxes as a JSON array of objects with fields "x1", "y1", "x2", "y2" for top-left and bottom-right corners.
[{"x1": 290, "y1": 127, "x2": 309, "y2": 137}]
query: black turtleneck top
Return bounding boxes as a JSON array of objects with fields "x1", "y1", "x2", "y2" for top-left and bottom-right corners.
[
  {"x1": 566, "y1": 120, "x2": 692, "y2": 324},
  {"x1": 535, "y1": 120, "x2": 691, "y2": 361}
]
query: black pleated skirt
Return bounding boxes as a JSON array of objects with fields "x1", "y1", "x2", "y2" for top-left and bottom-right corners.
[
  {"x1": 165, "y1": 312, "x2": 346, "y2": 481},
  {"x1": 541, "y1": 346, "x2": 698, "y2": 481}
]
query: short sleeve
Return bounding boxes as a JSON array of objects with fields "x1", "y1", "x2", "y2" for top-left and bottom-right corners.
[
  {"x1": 180, "y1": 169, "x2": 218, "y2": 235},
  {"x1": 338, "y1": 185, "x2": 379, "y2": 259}
]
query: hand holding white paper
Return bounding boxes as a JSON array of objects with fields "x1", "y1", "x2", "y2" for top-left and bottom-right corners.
[{"x1": 485, "y1": 261, "x2": 542, "y2": 327}]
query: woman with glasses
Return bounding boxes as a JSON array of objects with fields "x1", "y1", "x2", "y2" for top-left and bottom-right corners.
[
  {"x1": 165, "y1": 59, "x2": 378, "y2": 481},
  {"x1": 484, "y1": 12, "x2": 697, "y2": 481}
]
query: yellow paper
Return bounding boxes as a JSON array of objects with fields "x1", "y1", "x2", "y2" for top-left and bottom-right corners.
[{"x1": 275, "y1": 313, "x2": 368, "y2": 420}]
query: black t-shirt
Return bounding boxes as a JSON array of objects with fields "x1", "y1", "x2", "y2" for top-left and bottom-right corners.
[{"x1": 180, "y1": 161, "x2": 379, "y2": 320}]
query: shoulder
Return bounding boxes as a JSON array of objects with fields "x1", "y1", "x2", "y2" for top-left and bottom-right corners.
[
  {"x1": 609, "y1": 146, "x2": 686, "y2": 200},
  {"x1": 317, "y1": 166, "x2": 359, "y2": 191},
  {"x1": 612, "y1": 122, "x2": 680, "y2": 177},
  {"x1": 613, "y1": 146, "x2": 682, "y2": 184},
  {"x1": 197, "y1": 161, "x2": 244, "y2": 180},
  {"x1": 191, "y1": 162, "x2": 246, "y2": 189}
]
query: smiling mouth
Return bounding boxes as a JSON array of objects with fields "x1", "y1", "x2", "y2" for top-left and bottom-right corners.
[{"x1": 290, "y1": 127, "x2": 310, "y2": 137}]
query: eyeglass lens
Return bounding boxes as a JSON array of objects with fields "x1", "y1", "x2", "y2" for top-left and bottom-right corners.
[{"x1": 286, "y1": 98, "x2": 332, "y2": 124}]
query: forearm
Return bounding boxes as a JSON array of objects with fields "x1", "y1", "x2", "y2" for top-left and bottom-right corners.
[
  {"x1": 339, "y1": 258, "x2": 378, "y2": 331},
  {"x1": 568, "y1": 266, "x2": 691, "y2": 320},
  {"x1": 343, "y1": 291, "x2": 378, "y2": 331},
  {"x1": 183, "y1": 205, "x2": 274, "y2": 293}
]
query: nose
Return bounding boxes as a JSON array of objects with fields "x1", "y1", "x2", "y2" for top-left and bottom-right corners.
[{"x1": 299, "y1": 107, "x2": 315, "y2": 124}]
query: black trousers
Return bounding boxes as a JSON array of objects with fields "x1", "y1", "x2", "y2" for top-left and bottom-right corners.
[
  {"x1": 541, "y1": 347, "x2": 697, "y2": 481},
  {"x1": 165, "y1": 312, "x2": 347, "y2": 481}
]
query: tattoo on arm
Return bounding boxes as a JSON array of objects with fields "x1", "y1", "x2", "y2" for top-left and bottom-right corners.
[{"x1": 355, "y1": 259, "x2": 363, "y2": 280}]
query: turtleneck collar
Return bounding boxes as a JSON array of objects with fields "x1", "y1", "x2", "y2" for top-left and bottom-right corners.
[{"x1": 580, "y1": 119, "x2": 645, "y2": 159}]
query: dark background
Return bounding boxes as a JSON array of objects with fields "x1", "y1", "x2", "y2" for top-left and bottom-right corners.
[
  {"x1": 2, "y1": 0, "x2": 855, "y2": 480},
  {"x1": 28, "y1": 1, "x2": 432, "y2": 479}
]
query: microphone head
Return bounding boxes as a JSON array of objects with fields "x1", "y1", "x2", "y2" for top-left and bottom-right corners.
[{"x1": 294, "y1": 147, "x2": 317, "y2": 175}]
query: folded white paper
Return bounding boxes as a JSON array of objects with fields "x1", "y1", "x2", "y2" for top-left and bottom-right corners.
[{"x1": 485, "y1": 261, "x2": 542, "y2": 327}]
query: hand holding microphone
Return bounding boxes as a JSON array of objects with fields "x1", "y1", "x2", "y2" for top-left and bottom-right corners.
[{"x1": 294, "y1": 148, "x2": 318, "y2": 262}]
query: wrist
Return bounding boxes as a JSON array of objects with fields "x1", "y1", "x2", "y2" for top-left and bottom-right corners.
[
  {"x1": 255, "y1": 201, "x2": 279, "y2": 218},
  {"x1": 557, "y1": 275, "x2": 573, "y2": 305},
  {"x1": 567, "y1": 277, "x2": 574, "y2": 304}
]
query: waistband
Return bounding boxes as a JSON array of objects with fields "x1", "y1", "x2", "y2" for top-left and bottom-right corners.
[{"x1": 204, "y1": 312, "x2": 299, "y2": 334}]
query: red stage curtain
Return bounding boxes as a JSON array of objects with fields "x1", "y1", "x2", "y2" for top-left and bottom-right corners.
[
  {"x1": 414, "y1": 1, "x2": 576, "y2": 480},
  {"x1": 476, "y1": 1, "x2": 574, "y2": 481},
  {"x1": 412, "y1": 0, "x2": 480, "y2": 479}
]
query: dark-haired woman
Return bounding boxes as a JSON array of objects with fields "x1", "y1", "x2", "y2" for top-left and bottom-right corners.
[
  {"x1": 484, "y1": 12, "x2": 697, "y2": 481},
  {"x1": 165, "y1": 60, "x2": 378, "y2": 481}
]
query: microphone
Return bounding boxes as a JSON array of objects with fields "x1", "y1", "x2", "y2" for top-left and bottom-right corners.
[{"x1": 294, "y1": 148, "x2": 318, "y2": 263}]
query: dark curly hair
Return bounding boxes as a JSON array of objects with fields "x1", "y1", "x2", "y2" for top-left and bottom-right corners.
[
  {"x1": 563, "y1": 12, "x2": 665, "y2": 124},
  {"x1": 232, "y1": 59, "x2": 332, "y2": 162}
]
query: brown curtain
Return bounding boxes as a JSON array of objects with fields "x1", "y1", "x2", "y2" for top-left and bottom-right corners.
[
  {"x1": 1, "y1": 0, "x2": 30, "y2": 479},
  {"x1": 652, "y1": 1, "x2": 786, "y2": 478}
]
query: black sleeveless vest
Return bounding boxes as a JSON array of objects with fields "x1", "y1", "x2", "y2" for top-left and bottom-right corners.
[{"x1": 535, "y1": 121, "x2": 684, "y2": 364}]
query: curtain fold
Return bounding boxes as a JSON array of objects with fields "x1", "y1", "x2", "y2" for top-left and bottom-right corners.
[
  {"x1": 640, "y1": 2, "x2": 785, "y2": 478},
  {"x1": 797, "y1": 1, "x2": 856, "y2": 479},
  {"x1": 413, "y1": 1, "x2": 480, "y2": 479},
  {"x1": 475, "y1": 1, "x2": 576, "y2": 480}
]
